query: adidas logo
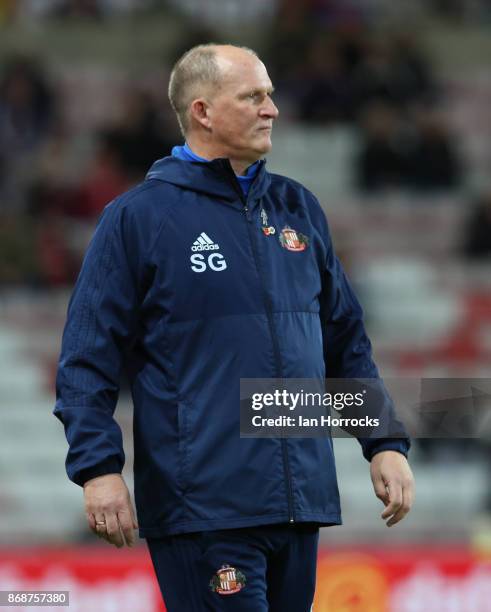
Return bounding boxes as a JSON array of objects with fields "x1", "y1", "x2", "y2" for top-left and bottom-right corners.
[
  {"x1": 191, "y1": 232, "x2": 220, "y2": 252},
  {"x1": 190, "y1": 232, "x2": 227, "y2": 273}
]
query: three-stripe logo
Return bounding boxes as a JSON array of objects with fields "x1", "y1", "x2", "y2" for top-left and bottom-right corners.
[
  {"x1": 191, "y1": 232, "x2": 220, "y2": 252},
  {"x1": 190, "y1": 232, "x2": 227, "y2": 273}
]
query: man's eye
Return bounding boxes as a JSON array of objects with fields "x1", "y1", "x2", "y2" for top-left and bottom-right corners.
[{"x1": 246, "y1": 92, "x2": 273, "y2": 102}]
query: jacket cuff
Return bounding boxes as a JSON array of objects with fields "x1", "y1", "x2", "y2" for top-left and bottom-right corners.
[
  {"x1": 362, "y1": 438, "x2": 411, "y2": 462},
  {"x1": 71, "y1": 458, "x2": 123, "y2": 487}
]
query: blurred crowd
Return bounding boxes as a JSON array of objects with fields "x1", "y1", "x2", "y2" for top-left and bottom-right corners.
[
  {"x1": 0, "y1": 0, "x2": 489, "y2": 287},
  {"x1": 0, "y1": 53, "x2": 178, "y2": 286},
  {"x1": 0, "y1": 0, "x2": 153, "y2": 22},
  {"x1": 265, "y1": 22, "x2": 463, "y2": 192}
]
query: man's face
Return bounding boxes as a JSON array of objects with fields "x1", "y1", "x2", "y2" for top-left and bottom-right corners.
[{"x1": 205, "y1": 52, "x2": 279, "y2": 163}]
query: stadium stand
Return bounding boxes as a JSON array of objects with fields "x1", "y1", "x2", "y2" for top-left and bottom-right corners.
[{"x1": 0, "y1": 0, "x2": 490, "y2": 556}]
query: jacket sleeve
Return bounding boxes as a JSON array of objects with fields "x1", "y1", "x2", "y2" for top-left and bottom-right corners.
[
  {"x1": 316, "y1": 204, "x2": 410, "y2": 461},
  {"x1": 54, "y1": 200, "x2": 140, "y2": 486}
]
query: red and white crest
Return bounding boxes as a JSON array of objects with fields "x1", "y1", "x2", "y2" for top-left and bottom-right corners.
[
  {"x1": 279, "y1": 227, "x2": 309, "y2": 252},
  {"x1": 209, "y1": 564, "x2": 246, "y2": 595}
]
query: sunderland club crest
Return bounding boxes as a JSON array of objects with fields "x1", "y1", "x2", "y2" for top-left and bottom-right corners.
[
  {"x1": 279, "y1": 226, "x2": 309, "y2": 252},
  {"x1": 209, "y1": 565, "x2": 246, "y2": 595}
]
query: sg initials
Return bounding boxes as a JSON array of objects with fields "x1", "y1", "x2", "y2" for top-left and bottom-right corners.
[{"x1": 190, "y1": 253, "x2": 228, "y2": 273}]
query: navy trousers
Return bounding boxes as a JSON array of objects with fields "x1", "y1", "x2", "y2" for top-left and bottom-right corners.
[{"x1": 147, "y1": 523, "x2": 319, "y2": 611}]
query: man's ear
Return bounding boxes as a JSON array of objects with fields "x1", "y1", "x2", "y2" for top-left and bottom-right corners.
[{"x1": 190, "y1": 99, "x2": 212, "y2": 130}]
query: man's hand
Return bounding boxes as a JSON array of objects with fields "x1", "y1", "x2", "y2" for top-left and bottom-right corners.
[
  {"x1": 83, "y1": 473, "x2": 138, "y2": 547},
  {"x1": 370, "y1": 451, "x2": 415, "y2": 527}
]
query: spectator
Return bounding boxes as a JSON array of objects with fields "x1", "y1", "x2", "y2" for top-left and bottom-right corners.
[
  {"x1": 462, "y1": 190, "x2": 491, "y2": 258},
  {"x1": 297, "y1": 37, "x2": 353, "y2": 123},
  {"x1": 36, "y1": 213, "x2": 78, "y2": 286},
  {"x1": 76, "y1": 129, "x2": 131, "y2": 219},
  {"x1": 406, "y1": 107, "x2": 462, "y2": 191},
  {"x1": 0, "y1": 215, "x2": 40, "y2": 285},
  {"x1": 28, "y1": 126, "x2": 82, "y2": 217},
  {"x1": 336, "y1": 24, "x2": 368, "y2": 77},
  {"x1": 390, "y1": 32, "x2": 436, "y2": 106},
  {"x1": 356, "y1": 102, "x2": 410, "y2": 192},
  {"x1": 357, "y1": 103, "x2": 462, "y2": 193},
  {"x1": 352, "y1": 38, "x2": 400, "y2": 112},
  {"x1": 0, "y1": 56, "x2": 57, "y2": 211},
  {"x1": 108, "y1": 89, "x2": 175, "y2": 179},
  {"x1": 0, "y1": 56, "x2": 55, "y2": 154}
]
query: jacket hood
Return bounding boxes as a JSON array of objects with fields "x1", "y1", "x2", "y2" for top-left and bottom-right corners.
[{"x1": 145, "y1": 156, "x2": 271, "y2": 202}]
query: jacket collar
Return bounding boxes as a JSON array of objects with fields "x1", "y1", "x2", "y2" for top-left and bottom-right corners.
[{"x1": 145, "y1": 156, "x2": 271, "y2": 208}]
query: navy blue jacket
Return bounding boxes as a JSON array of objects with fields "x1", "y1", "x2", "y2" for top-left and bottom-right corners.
[{"x1": 54, "y1": 156, "x2": 409, "y2": 537}]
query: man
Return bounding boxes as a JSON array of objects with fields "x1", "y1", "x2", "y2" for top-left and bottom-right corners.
[{"x1": 55, "y1": 44, "x2": 414, "y2": 611}]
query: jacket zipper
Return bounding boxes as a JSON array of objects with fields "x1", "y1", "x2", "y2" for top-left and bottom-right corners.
[{"x1": 220, "y1": 162, "x2": 296, "y2": 524}]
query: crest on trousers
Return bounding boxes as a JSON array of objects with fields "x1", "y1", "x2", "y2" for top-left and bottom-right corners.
[
  {"x1": 209, "y1": 564, "x2": 246, "y2": 595},
  {"x1": 279, "y1": 226, "x2": 309, "y2": 252}
]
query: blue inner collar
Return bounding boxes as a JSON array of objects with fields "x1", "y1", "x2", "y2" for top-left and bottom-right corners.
[{"x1": 171, "y1": 142, "x2": 260, "y2": 196}]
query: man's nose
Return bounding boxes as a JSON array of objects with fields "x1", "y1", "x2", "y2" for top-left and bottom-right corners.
[{"x1": 261, "y1": 96, "x2": 279, "y2": 119}]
